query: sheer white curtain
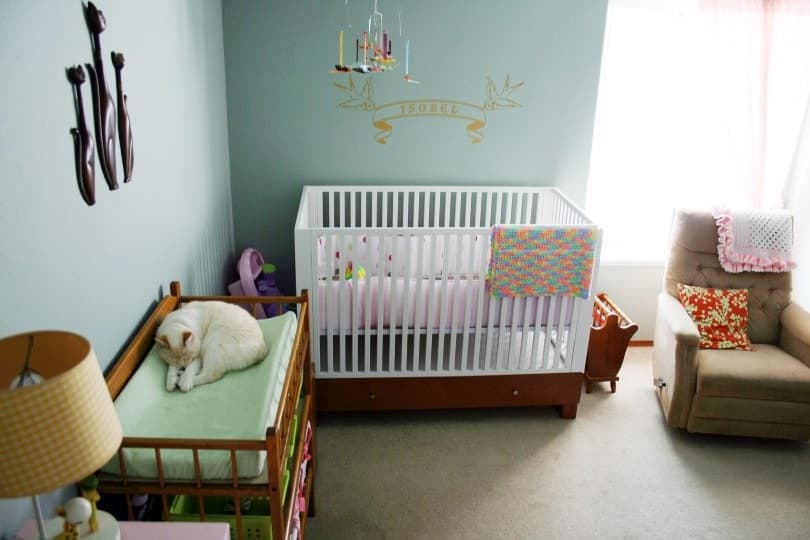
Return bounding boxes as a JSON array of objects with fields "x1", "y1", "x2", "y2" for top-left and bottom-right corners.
[{"x1": 586, "y1": 0, "x2": 810, "y2": 262}]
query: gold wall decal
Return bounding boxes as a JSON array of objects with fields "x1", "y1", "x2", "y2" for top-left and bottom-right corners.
[{"x1": 335, "y1": 75, "x2": 524, "y2": 144}]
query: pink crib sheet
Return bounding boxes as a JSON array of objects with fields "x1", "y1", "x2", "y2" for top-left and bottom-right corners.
[{"x1": 315, "y1": 277, "x2": 575, "y2": 332}]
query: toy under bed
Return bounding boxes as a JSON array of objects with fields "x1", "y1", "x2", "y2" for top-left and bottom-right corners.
[{"x1": 97, "y1": 282, "x2": 316, "y2": 540}]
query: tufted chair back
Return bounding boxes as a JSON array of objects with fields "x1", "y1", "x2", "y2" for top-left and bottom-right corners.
[{"x1": 664, "y1": 209, "x2": 792, "y2": 344}]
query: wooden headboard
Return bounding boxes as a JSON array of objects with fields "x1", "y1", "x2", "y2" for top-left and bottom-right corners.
[{"x1": 105, "y1": 292, "x2": 179, "y2": 399}]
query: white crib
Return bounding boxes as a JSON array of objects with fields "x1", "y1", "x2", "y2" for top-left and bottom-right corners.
[{"x1": 294, "y1": 186, "x2": 602, "y2": 417}]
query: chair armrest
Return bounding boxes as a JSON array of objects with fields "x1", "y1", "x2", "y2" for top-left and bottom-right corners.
[
  {"x1": 657, "y1": 293, "x2": 701, "y2": 347},
  {"x1": 781, "y1": 302, "x2": 810, "y2": 369},
  {"x1": 652, "y1": 293, "x2": 700, "y2": 428}
]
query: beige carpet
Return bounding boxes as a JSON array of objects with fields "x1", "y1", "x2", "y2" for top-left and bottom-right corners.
[{"x1": 305, "y1": 347, "x2": 810, "y2": 540}]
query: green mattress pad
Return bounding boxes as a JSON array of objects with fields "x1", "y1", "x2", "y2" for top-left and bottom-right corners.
[{"x1": 102, "y1": 311, "x2": 297, "y2": 481}]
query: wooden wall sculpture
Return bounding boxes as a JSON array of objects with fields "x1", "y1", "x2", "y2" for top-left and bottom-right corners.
[
  {"x1": 112, "y1": 52, "x2": 134, "y2": 183},
  {"x1": 67, "y1": 1, "x2": 134, "y2": 206},
  {"x1": 67, "y1": 66, "x2": 96, "y2": 205}
]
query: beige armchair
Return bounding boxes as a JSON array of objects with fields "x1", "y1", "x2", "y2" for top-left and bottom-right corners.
[{"x1": 652, "y1": 209, "x2": 810, "y2": 441}]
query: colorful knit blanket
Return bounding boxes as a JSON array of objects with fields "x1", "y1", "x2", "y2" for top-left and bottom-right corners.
[
  {"x1": 488, "y1": 225, "x2": 597, "y2": 299},
  {"x1": 712, "y1": 208, "x2": 796, "y2": 273}
]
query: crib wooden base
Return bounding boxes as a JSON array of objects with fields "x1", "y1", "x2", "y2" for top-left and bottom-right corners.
[{"x1": 316, "y1": 373, "x2": 583, "y2": 418}]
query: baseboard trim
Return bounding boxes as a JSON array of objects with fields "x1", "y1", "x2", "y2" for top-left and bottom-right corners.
[{"x1": 629, "y1": 340, "x2": 653, "y2": 347}]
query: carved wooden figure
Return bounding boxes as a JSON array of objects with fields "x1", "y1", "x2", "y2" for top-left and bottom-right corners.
[
  {"x1": 67, "y1": 65, "x2": 96, "y2": 206},
  {"x1": 84, "y1": 1, "x2": 118, "y2": 190},
  {"x1": 112, "y1": 51, "x2": 134, "y2": 183}
]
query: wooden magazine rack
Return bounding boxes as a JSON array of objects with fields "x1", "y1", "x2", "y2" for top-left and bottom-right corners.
[{"x1": 584, "y1": 293, "x2": 638, "y2": 393}]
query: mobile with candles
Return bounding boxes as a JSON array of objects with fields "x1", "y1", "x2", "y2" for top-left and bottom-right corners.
[{"x1": 329, "y1": 0, "x2": 412, "y2": 79}]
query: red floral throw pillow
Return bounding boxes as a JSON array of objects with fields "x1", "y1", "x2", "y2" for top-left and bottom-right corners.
[{"x1": 677, "y1": 283, "x2": 753, "y2": 351}]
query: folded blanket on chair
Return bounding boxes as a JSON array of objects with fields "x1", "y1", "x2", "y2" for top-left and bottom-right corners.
[
  {"x1": 712, "y1": 208, "x2": 797, "y2": 273},
  {"x1": 488, "y1": 225, "x2": 597, "y2": 299}
]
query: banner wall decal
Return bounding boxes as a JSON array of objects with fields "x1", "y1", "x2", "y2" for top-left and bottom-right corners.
[{"x1": 335, "y1": 75, "x2": 523, "y2": 144}]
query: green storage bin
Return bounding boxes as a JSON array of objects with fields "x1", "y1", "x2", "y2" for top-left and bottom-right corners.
[
  {"x1": 169, "y1": 469, "x2": 290, "y2": 540},
  {"x1": 287, "y1": 400, "x2": 303, "y2": 460}
]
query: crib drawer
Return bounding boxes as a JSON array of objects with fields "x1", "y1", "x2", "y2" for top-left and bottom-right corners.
[{"x1": 316, "y1": 373, "x2": 583, "y2": 417}]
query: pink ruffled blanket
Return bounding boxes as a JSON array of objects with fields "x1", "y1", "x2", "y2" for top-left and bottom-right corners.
[{"x1": 712, "y1": 208, "x2": 797, "y2": 273}]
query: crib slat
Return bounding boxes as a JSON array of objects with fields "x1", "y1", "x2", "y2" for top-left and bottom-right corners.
[
  {"x1": 424, "y1": 234, "x2": 440, "y2": 371},
  {"x1": 338, "y1": 190, "x2": 345, "y2": 228},
  {"x1": 372, "y1": 190, "x2": 379, "y2": 228},
  {"x1": 393, "y1": 190, "x2": 400, "y2": 229},
  {"x1": 362, "y1": 233, "x2": 373, "y2": 372},
  {"x1": 505, "y1": 191, "x2": 514, "y2": 225},
  {"x1": 506, "y1": 295, "x2": 521, "y2": 369},
  {"x1": 348, "y1": 190, "x2": 354, "y2": 228},
  {"x1": 447, "y1": 234, "x2": 462, "y2": 371},
  {"x1": 325, "y1": 235, "x2": 335, "y2": 374},
  {"x1": 403, "y1": 190, "x2": 410, "y2": 228},
  {"x1": 556, "y1": 295, "x2": 567, "y2": 369},
  {"x1": 519, "y1": 296, "x2": 533, "y2": 370},
  {"x1": 564, "y1": 298, "x2": 576, "y2": 369},
  {"x1": 484, "y1": 294, "x2": 498, "y2": 371},
  {"x1": 400, "y1": 235, "x2": 413, "y2": 371},
  {"x1": 496, "y1": 296, "x2": 510, "y2": 371},
  {"x1": 530, "y1": 296, "x2": 545, "y2": 370},
  {"x1": 382, "y1": 190, "x2": 389, "y2": 228},
  {"x1": 360, "y1": 190, "x2": 367, "y2": 228},
  {"x1": 350, "y1": 234, "x2": 359, "y2": 374},
  {"x1": 436, "y1": 234, "x2": 450, "y2": 370},
  {"x1": 459, "y1": 232, "x2": 478, "y2": 370},
  {"x1": 412, "y1": 235, "x2": 426, "y2": 372},
  {"x1": 463, "y1": 192, "x2": 471, "y2": 229},
  {"x1": 387, "y1": 236, "x2": 399, "y2": 374},
  {"x1": 543, "y1": 295, "x2": 556, "y2": 369},
  {"x1": 338, "y1": 234, "x2": 348, "y2": 374},
  {"x1": 413, "y1": 190, "x2": 421, "y2": 228},
  {"x1": 310, "y1": 236, "x2": 323, "y2": 374},
  {"x1": 375, "y1": 245, "x2": 384, "y2": 373},
  {"x1": 473, "y1": 232, "x2": 488, "y2": 371}
]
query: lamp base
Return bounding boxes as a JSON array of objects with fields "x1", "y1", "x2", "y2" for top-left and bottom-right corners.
[{"x1": 18, "y1": 510, "x2": 120, "y2": 540}]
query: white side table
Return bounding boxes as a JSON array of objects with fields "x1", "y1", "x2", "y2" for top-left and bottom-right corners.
[
  {"x1": 16, "y1": 514, "x2": 230, "y2": 540},
  {"x1": 16, "y1": 511, "x2": 120, "y2": 540}
]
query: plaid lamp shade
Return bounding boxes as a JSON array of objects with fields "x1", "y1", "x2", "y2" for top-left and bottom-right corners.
[{"x1": 0, "y1": 331, "x2": 122, "y2": 497}]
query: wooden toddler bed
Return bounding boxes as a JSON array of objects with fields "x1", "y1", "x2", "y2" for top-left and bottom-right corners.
[
  {"x1": 99, "y1": 282, "x2": 316, "y2": 540},
  {"x1": 294, "y1": 186, "x2": 602, "y2": 418}
]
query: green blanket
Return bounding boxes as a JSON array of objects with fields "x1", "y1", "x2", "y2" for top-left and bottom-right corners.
[{"x1": 103, "y1": 311, "x2": 297, "y2": 480}]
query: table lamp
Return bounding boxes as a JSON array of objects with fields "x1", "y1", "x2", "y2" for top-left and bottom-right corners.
[{"x1": 0, "y1": 331, "x2": 123, "y2": 540}]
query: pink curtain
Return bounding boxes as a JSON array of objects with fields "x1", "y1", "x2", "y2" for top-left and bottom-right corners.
[
  {"x1": 586, "y1": 0, "x2": 810, "y2": 261},
  {"x1": 701, "y1": 0, "x2": 810, "y2": 208}
]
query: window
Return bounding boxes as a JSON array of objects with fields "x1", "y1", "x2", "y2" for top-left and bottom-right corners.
[{"x1": 586, "y1": 0, "x2": 810, "y2": 262}]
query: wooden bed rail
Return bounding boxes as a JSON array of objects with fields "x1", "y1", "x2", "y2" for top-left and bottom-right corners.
[
  {"x1": 100, "y1": 393, "x2": 315, "y2": 535},
  {"x1": 106, "y1": 294, "x2": 179, "y2": 399}
]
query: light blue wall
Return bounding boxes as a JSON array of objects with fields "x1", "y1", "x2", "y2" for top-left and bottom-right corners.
[
  {"x1": 222, "y1": 0, "x2": 609, "y2": 292},
  {"x1": 0, "y1": 0, "x2": 233, "y2": 533}
]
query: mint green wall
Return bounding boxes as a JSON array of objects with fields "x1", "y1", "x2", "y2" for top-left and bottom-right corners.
[
  {"x1": 223, "y1": 0, "x2": 609, "y2": 292},
  {"x1": 0, "y1": 1, "x2": 233, "y2": 532}
]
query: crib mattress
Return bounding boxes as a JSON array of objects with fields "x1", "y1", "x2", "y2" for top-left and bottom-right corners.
[{"x1": 102, "y1": 311, "x2": 297, "y2": 481}]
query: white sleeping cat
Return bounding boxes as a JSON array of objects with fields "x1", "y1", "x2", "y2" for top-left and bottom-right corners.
[{"x1": 154, "y1": 300, "x2": 269, "y2": 392}]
